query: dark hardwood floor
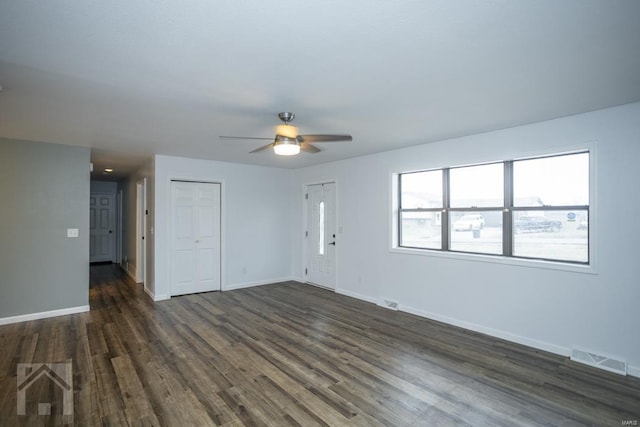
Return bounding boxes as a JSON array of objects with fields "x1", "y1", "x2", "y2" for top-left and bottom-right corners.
[{"x1": 0, "y1": 265, "x2": 638, "y2": 426}]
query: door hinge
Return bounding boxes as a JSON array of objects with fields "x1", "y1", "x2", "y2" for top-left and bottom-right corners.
[
  {"x1": 305, "y1": 193, "x2": 308, "y2": 200},
  {"x1": 305, "y1": 231, "x2": 308, "y2": 237},
  {"x1": 305, "y1": 268, "x2": 308, "y2": 275}
]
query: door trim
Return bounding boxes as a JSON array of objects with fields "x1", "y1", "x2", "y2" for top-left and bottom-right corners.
[
  {"x1": 302, "y1": 180, "x2": 338, "y2": 290},
  {"x1": 116, "y1": 189, "x2": 123, "y2": 265},
  {"x1": 136, "y1": 178, "x2": 147, "y2": 286},
  {"x1": 167, "y1": 177, "x2": 225, "y2": 297}
]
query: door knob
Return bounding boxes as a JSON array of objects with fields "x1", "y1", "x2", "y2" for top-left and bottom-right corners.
[{"x1": 329, "y1": 241, "x2": 336, "y2": 246}]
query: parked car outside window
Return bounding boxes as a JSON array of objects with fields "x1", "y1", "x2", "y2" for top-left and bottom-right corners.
[
  {"x1": 513, "y1": 216, "x2": 562, "y2": 233},
  {"x1": 453, "y1": 214, "x2": 485, "y2": 231}
]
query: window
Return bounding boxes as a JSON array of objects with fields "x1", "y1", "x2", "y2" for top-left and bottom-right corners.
[
  {"x1": 399, "y1": 170, "x2": 442, "y2": 250},
  {"x1": 512, "y1": 153, "x2": 589, "y2": 263},
  {"x1": 318, "y1": 201, "x2": 325, "y2": 255},
  {"x1": 397, "y1": 151, "x2": 590, "y2": 264},
  {"x1": 449, "y1": 163, "x2": 503, "y2": 255}
]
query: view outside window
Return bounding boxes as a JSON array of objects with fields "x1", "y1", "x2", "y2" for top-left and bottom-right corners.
[
  {"x1": 450, "y1": 163, "x2": 503, "y2": 208},
  {"x1": 512, "y1": 210, "x2": 588, "y2": 262},
  {"x1": 513, "y1": 153, "x2": 589, "y2": 206},
  {"x1": 512, "y1": 153, "x2": 589, "y2": 263},
  {"x1": 398, "y1": 151, "x2": 590, "y2": 264},
  {"x1": 399, "y1": 170, "x2": 442, "y2": 250},
  {"x1": 449, "y1": 211, "x2": 502, "y2": 254},
  {"x1": 449, "y1": 163, "x2": 503, "y2": 255},
  {"x1": 400, "y1": 170, "x2": 442, "y2": 208}
]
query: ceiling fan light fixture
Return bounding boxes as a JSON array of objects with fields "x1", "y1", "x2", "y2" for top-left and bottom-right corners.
[
  {"x1": 276, "y1": 124, "x2": 298, "y2": 139},
  {"x1": 273, "y1": 136, "x2": 300, "y2": 156}
]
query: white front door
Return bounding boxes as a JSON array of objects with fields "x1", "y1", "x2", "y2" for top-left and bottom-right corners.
[
  {"x1": 170, "y1": 181, "x2": 221, "y2": 296},
  {"x1": 306, "y1": 182, "x2": 336, "y2": 289},
  {"x1": 90, "y1": 193, "x2": 115, "y2": 263}
]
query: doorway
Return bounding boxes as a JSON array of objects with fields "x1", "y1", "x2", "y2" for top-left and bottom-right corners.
[
  {"x1": 170, "y1": 180, "x2": 222, "y2": 296},
  {"x1": 135, "y1": 179, "x2": 147, "y2": 285},
  {"x1": 89, "y1": 193, "x2": 115, "y2": 263},
  {"x1": 305, "y1": 182, "x2": 337, "y2": 289}
]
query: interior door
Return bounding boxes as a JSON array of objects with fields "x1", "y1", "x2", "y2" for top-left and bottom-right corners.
[
  {"x1": 306, "y1": 182, "x2": 336, "y2": 289},
  {"x1": 170, "y1": 181, "x2": 221, "y2": 296},
  {"x1": 135, "y1": 179, "x2": 146, "y2": 284},
  {"x1": 90, "y1": 193, "x2": 115, "y2": 263}
]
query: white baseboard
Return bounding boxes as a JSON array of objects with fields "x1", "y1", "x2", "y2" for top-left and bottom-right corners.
[
  {"x1": 127, "y1": 263, "x2": 137, "y2": 280},
  {"x1": 334, "y1": 288, "x2": 378, "y2": 305},
  {"x1": 224, "y1": 276, "x2": 296, "y2": 291},
  {"x1": 119, "y1": 263, "x2": 140, "y2": 284},
  {"x1": 400, "y1": 304, "x2": 571, "y2": 357},
  {"x1": 328, "y1": 288, "x2": 640, "y2": 378},
  {"x1": 0, "y1": 305, "x2": 90, "y2": 326},
  {"x1": 118, "y1": 265, "x2": 158, "y2": 301},
  {"x1": 305, "y1": 282, "x2": 335, "y2": 291},
  {"x1": 123, "y1": 267, "x2": 137, "y2": 282}
]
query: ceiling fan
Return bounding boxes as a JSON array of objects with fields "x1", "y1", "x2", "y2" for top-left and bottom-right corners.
[{"x1": 220, "y1": 112, "x2": 352, "y2": 156}]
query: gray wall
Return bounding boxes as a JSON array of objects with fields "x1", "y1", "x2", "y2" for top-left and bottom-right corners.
[
  {"x1": 90, "y1": 180, "x2": 118, "y2": 193},
  {"x1": 0, "y1": 138, "x2": 90, "y2": 317}
]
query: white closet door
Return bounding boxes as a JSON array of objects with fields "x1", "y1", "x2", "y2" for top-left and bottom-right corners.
[{"x1": 170, "y1": 181, "x2": 221, "y2": 296}]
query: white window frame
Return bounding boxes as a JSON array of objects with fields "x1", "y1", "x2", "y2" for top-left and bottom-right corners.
[{"x1": 390, "y1": 144, "x2": 598, "y2": 274}]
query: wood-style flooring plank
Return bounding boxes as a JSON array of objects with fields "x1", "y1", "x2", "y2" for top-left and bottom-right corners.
[{"x1": 0, "y1": 264, "x2": 638, "y2": 426}]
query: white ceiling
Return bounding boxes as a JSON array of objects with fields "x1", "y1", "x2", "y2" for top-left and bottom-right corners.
[{"x1": 1, "y1": 1, "x2": 639, "y2": 175}]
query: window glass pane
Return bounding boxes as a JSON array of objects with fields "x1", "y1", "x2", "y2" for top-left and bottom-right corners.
[
  {"x1": 449, "y1": 211, "x2": 502, "y2": 255},
  {"x1": 401, "y1": 170, "x2": 442, "y2": 209},
  {"x1": 514, "y1": 152, "x2": 589, "y2": 206},
  {"x1": 318, "y1": 201, "x2": 325, "y2": 255},
  {"x1": 450, "y1": 163, "x2": 503, "y2": 208},
  {"x1": 400, "y1": 211, "x2": 441, "y2": 249},
  {"x1": 513, "y1": 210, "x2": 588, "y2": 263}
]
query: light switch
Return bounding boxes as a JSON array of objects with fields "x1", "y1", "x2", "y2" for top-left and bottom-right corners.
[{"x1": 67, "y1": 228, "x2": 79, "y2": 238}]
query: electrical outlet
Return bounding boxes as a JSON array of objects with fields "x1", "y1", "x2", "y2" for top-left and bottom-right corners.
[{"x1": 67, "y1": 228, "x2": 79, "y2": 238}]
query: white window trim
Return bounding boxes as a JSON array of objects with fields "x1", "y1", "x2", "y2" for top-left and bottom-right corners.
[{"x1": 389, "y1": 142, "x2": 598, "y2": 275}]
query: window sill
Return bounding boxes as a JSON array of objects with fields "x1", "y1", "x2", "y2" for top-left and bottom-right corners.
[{"x1": 389, "y1": 246, "x2": 598, "y2": 275}]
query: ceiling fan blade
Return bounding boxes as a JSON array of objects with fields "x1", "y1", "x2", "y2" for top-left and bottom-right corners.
[
  {"x1": 249, "y1": 143, "x2": 274, "y2": 153},
  {"x1": 220, "y1": 135, "x2": 274, "y2": 141},
  {"x1": 300, "y1": 143, "x2": 320, "y2": 153},
  {"x1": 297, "y1": 134, "x2": 352, "y2": 143}
]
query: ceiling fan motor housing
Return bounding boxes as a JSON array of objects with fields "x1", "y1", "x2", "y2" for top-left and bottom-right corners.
[{"x1": 278, "y1": 112, "x2": 295, "y2": 123}]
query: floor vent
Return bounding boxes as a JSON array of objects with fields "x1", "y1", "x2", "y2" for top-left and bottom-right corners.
[
  {"x1": 378, "y1": 299, "x2": 399, "y2": 311},
  {"x1": 570, "y1": 347, "x2": 627, "y2": 376}
]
